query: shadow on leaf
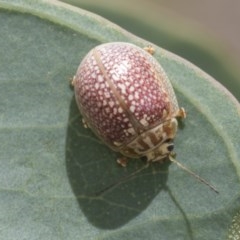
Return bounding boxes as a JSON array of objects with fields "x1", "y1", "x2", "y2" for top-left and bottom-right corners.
[{"x1": 65, "y1": 98, "x2": 170, "y2": 229}]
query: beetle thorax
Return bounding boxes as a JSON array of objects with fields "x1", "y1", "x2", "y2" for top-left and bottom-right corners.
[{"x1": 118, "y1": 118, "x2": 178, "y2": 162}]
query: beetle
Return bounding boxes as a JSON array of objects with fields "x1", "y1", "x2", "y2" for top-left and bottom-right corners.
[
  {"x1": 73, "y1": 42, "x2": 186, "y2": 162},
  {"x1": 72, "y1": 42, "x2": 218, "y2": 193}
]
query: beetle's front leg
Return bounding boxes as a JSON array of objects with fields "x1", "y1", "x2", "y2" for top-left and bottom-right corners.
[
  {"x1": 143, "y1": 45, "x2": 155, "y2": 55},
  {"x1": 117, "y1": 157, "x2": 128, "y2": 167}
]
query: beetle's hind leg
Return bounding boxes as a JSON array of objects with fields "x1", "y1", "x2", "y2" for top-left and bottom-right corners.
[
  {"x1": 175, "y1": 107, "x2": 186, "y2": 119},
  {"x1": 143, "y1": 45, "x2": 155, "y2": 55},
  {"x1": 117, "y1": 157, "x2": 128, "y2": 167}
]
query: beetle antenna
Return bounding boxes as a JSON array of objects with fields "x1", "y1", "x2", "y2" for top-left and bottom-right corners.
[
  {"x1": 94, "y1": 162, "x2": 150, "y2": 197},
  {"x1": 169, "y1": 155, "x2": 219, "y2": 194}
]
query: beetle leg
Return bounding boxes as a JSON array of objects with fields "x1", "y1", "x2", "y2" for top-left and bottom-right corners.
[
  {"x1": 82, "y1": 118, "x2": 89, "y2": 128},
  {"x1": 117, "y1": 157, "x2": 128, "y2": 167},
  {"x1": 175, "y1": 107, "x2": 186, "y2": 119},
  {"x1": 71, "y1": 75, "x2": 76, "y2": 86},
  {"x1": 149, "y1": 155, "x2": 166, "y2": 163},
  {"x1": 143, "y1": 45, "x2": 155, "y2": 55}
]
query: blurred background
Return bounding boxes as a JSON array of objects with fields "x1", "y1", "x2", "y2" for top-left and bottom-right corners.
[{"x1": 61, "y1": 0, "x2": 240, "y2": 101}]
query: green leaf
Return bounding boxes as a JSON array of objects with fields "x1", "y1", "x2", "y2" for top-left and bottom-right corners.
[{"x1": 0, "y1": 1, "x2": 240, "y2": 239}]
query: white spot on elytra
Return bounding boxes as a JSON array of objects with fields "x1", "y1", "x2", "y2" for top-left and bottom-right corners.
[
  {"x1": 118, "y1": 83, "x2": 126, "y2": 94},
  {"x1": 98, "y1": 75, "x2": 103, "y2": 82},
  {"x1": 94, "y1": 66, "x2": 99, "y2": 71},
  {"x1": 94, "y1": 83, "x2": 99, "y2": 89},
  {"x1": 115, "y1": 60, "x2": 130, "y2": 75},
  {"x1": 125, "y1": 81, "x2": 130, "y2": 86},
  {"x1": 135, "y1": 67, "x2": 141, "y2": 73},
  {"x1": 118, "y1": 107, "x2": 123, "y2": 113},
  {"x1": 139, "y1": 79, "x2": 144, "y2": 85},
  {"x1": 134, "y1": 92, "x2": 139, "y2": 99},
  {"x1": 128, "y1": 95, "x2": 133, "y2": 101},
  {"x1": 121, "y1": 76, "x2": 127, "y2": 81},
  {"x1": 140, "y1": 118, "x2": 149, "y2": 126},
  {"x1": 129, "y1": 86, "x2": 135, "y2": 92},
  {"x1": 112, "y1": 73, "x2": 120, "y2": 81},
  {"x1": 104, "y1": 91, "x2": 110, "y2": 98},
  {"x1": 130, "y1": 105, "x2": 135, "y2": 112},
  {"x1": 109, "y1": 101, "x2": 114, "y2": 108}
]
